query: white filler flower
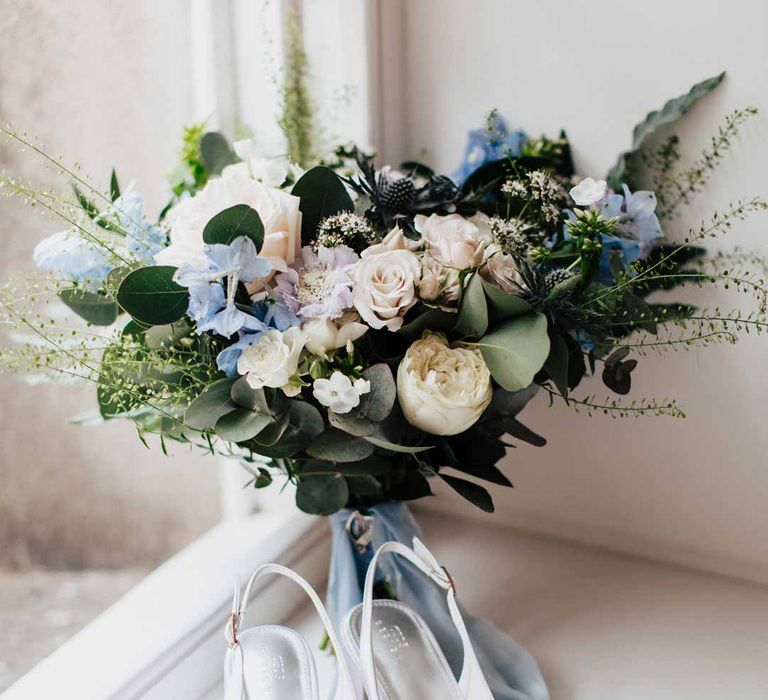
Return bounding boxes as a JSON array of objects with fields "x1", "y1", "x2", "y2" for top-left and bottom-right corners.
[
  {"x1": 569, "y1": 177, "x2": 608, "y2": 207},
  {"x1": 397, "y1": 332, "x2": 492, "y2": 435},
  {"x1": 312, "y1": 371, "x2": 371, "y2": 414}
]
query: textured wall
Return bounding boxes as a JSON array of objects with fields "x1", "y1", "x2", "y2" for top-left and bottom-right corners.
[
  {"x1": 0, "y1": 1, "x2": 221, "y2": 569},
  {"x1": 401, "y1": 0, "x2": 768, "y2": 583}
]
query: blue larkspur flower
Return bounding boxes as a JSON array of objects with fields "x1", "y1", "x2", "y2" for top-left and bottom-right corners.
[
  {"x1": 453, "y1": 113, "x2": 527, "y2": 185},
  {"x1": 113, "y1": 189, "x2": 167, "y2": 263},
  {"x1": 33, "y1": 228, "x2": 112, "y2": 290}
]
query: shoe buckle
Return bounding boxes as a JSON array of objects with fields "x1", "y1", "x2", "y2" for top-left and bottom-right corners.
[
  {"x1": 227, "y1": 612, "x2": 240, "y2": 648},
  {"x1": 441, "y1": 565, "x2": 457, "y2": 595}
]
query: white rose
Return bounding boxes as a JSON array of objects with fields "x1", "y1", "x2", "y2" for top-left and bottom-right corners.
[
  {"x1": 353, "y1": 249, "x2": 421, "y2": 331},
  {"x1": 418, "y1": 253, "x2": 461, "y2": 306},
  {"x1": 156, "y1": 171, "x2": 302, "y2": 282},
  {"x1": 397, "y1": 332, "x2": 492, "y2": 435},
  {"x1": 569, "y1": 177, "x2": 607, "y2": 206},
  {"x1": 236, "y1": 327, "x2": 306, "y2": 396},
  {"x1": 415, "y1": 213, "x2": 486, "y2": 270},
  {"x1": 363, "y1": 226, "x2": 417, "y2": 257},
  {"x1": 303, "y1": 317, "x2": 368, "y2": 357}
]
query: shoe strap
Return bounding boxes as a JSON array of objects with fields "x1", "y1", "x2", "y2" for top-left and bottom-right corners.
[
  {"x1": 224, "y1": 563, "x2": 357, "y2": 700},
  {"x1": 359, "y1": 538, "x2": 490, "y2": 700}
]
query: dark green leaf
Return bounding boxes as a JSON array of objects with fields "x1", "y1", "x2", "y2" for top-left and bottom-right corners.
[
  {"x1": 215, "y1": 409, "x2": 272, "y2": 442},
  {"x1": 202, "y1": 204, "x2": 264, "y2": 250},
  {"x1": 478, "y1": 313, "x2": 550, "y2": 391},
  {"x1": 444, "y1": 462, "x2": 511, "y2": 487},
  {"x1": 291, "y1": 166, "x2": 353, "y2": 245},
  {"x1": 482, "y1": 280, "x2": 532, "y2": 320},
  {"x1": 602, "y1": 357, "x2": 638, "y2": 395},
  {"x1": 252, "y1": 410, "x2": 290, "y2": 446},
  {"x1": 296, "y1": 475, "x2": 349, "y2": 515},
  {"x1": 58, "y1": 289, "x2": 118, "y2": 326},
  {"x1": 363, "y1": 435, "x2": 434, "y2": 454},
  {"x1": 454, "y1": 274, "x2": 488, "y2": 338},
  {"x1": 117, "y1": 266, "x2": 189, "y2": 326},
  {"x1": 397, "y1": 305, "x2": 456, "y2": 339},
  {"x1": 494, "y1": 416, "x2": 547, "y2": 447},
  {"x1": 356, "y1": 363, "x2": 397, "y2": 422},
  {"x1": 389, "y1": 468, "x2": 434, "y2": 501},
  {"x1": 200, "y1": 131, "x2": 238, "y2": 175},
  {"x1": 184, "y1": 378, "x2": 237, "y2": 430},
  {"x1": 109, "y1": 168, "x2": 120, "y2": 202},
  {"x1": 440, "y1": 474, "x2": 494, "y2": 513},
  {"x1": 230, "y1": 377, "x2": 269, "y2": 412},
  {"x1": 307, "y1": 428, "x2": 376, "y2": 462},
  {"x1": 328, "y1": 410, "x2": 376, "y2": 437},
  {"x1": 344, "y1": 475, "x2": 384, "y2": 500},
  {"x1": 607, "y1": 72, "x2": 726, "y2": 189},
  {"x1": 252, "y1": 401, "x2": 324, "y2": 458}
]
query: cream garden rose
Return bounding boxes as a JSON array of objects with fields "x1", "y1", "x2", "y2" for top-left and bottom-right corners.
[
  {"x1": 352, "y1": 248, "x2": 421, "y2": 331},
  {"x1": 155, "y1": 170, "x2": 302, "y2": 283},
  {"x1": 415, "y1": 213, "x2": 487, "y2": 270},
  {"x1": 236, "y1": 327, "x2": 306, "y2": 396},
  {"x1": 397, "y1": 332, "x2": 493, "y2": 436}
]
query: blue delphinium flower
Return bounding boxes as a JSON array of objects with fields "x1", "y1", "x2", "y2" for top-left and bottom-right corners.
[
  {"x1": 33, "y1": 227, "x2": 112, "y2": 290},
  {"x1": 174, "y1": 235, "x2": 273, "y2": 339},
  {"x1": 453, "y1": 112, "x2": 528, "y2": 185},
  {"x1": 112, "y1": 188, "x2": 167, "y2": 264}
]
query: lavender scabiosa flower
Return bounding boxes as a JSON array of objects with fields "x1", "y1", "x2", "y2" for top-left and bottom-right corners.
[{"x1": 275, "y1": 245, "x2": 358, "y2": 320}]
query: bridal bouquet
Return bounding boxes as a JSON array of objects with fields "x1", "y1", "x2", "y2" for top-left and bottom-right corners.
[{"x1": 2, "y1": 72, "x2": 767, "y2": 515}]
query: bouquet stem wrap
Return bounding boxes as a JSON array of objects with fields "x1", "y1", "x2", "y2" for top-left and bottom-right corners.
[{"x1": 327, "y1": 501, "x2": 549, "y2": 700}]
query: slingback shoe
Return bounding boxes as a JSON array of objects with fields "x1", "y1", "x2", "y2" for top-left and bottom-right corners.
[
  {"x1": 341, "y1": 538, "x2": 494, "y2": 700},
  {"x1": 224, "y1": 563, "x2": 358, "y2": 700}
]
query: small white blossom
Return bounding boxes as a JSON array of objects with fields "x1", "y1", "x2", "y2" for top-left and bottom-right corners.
[
  {"x1": 569, "y1": 177, "x2": 607, "y2": 207},
  {"x1": 312, "y1": 371, "x2": 371, "y2": 414}
]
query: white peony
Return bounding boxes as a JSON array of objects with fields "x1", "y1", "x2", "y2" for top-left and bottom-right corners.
[
  {"x1": 303, "y1": 316, "x2": 368, "y2": 357},
  {"x1": 155, "y1": 171, "x2": 302, "y2": 281},
  {"x1": 415, "y1": 213, "x2": 486, "y2": 270},
  {"x1": 312, "y1": 371, "x2": 371, "y2": 414},
  {"x1": 569, "y1": 177, "x2": 607, "y2": 206},
  {"x1": 352, "y1": 248, "x2": 421, "y2": 331},
  {"x1": 236, "y1": 327, "x2": 306, "y2": 396},
  {"x1": 397, "y1": 332, "x2": 492, "y2": 436}
]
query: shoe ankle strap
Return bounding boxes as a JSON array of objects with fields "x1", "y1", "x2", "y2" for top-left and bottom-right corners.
[
  {"x1": 225, "y1": 563, "x2": 356, "y2": 699},
  {"x1": 359, "y1": 538, "x2": 470, "y2": 700}
]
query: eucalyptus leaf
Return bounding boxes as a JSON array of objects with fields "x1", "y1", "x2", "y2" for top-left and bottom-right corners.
[
  {"x1": 363, "y1": 435, "x2": 434, "y2": 454},
  {"x1": 328, "y1": 410, "x2": 376, "y2": 437},
  {"x1": 344, "y1": 475, "x2": 384, "y2": 500},
  {"x1": 397, "y1": 306, "x2": 456, "y2": 339},
  {"x1": 454, "y1": 274, "x2": 488, "y2": 338},
  {"x1": 252, "y1": 410, "x2": 290, "y2": 447},
  {"x1": 606, "y1": 72, "x2": 726, "y2": 189},
  {"x1": 251, "y1": 401, "x2": 324, "y2": 458},
  {"x1": 296, "y1": 475, "x2": 349, "y2": 515},
  {"x1": 307, "y1": 428, "x2": 376, "y2": 462},
  {"x1": 356, "y1": 363, "x2": 397, "y2": 422},
  {"x1": 117, "y1": 266, "x2": 189, "y2": 326},
  {"x1": 202, "y1": 204, "x2": 264, "y2": 250},
  {"x1": 439, "y1": 474, "x2": 494, "y2": 513},
  {"x1": 184, "y1": 378, "x2": 237, "y2": 430},
  {"x1": 478, "y1": 313, "x2": 550, "y2": 391},
  {"x1": 58, "y1": 289, "x2": 118, "y2": 326},
  {"x1": 215, "y1": 409, "x2": 272, "y2": 443},
  {"x1": 291, "y1": 166, "x2": 353, "y2": 245},
  {"x1": 200, "y1": 131, "x2": 238, "y2": 175},
  {"x1": 230, "y1": 377, "x2": 269, "y2": 412},
  {"x1": 482, "y1": 280, "x2": 532, "y2": 319}
]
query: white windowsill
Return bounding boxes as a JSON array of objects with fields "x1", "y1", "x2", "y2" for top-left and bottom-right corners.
[{"x1": 1, "y1": 509, "x2": 329, "y2": 700}]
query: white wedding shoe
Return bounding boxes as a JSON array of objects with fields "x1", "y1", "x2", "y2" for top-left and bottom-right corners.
[
  {"x1": 341, "y1": 538, "x2": 494, "y2": 700},
  {"x1": 224, "y1": 563, "x2": 357, "y2": 700}
]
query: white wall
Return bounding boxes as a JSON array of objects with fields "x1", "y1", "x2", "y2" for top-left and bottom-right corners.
[
  {"x1": 0, "y1": 1, "x2": 220, "y2": 568},
  {"x1": 394, "y1": 0, "x2": 768, "y2": 583}
]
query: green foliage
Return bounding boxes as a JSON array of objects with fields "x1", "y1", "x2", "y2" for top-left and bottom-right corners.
[
  {"x1": 184, "y1": 378, "x2": 238, "y2": 430},
  {"x1": 607, "y1": 72, "x2": 726, "y2": 190},
  {"x1": 117, "y1": 266, "x2": 189, "y2": 326},
  {"x1": 454, "y1": 273, "x2": 488, "y2": 339},
  {"x1": 202, "y1": 204, "x2": 265, "y2": 249},
  {"x1": 58, "y1": 289, "x2": 119, "y2": 326},
  {"x1": 292, "y1": 166, "x2": 354, "y2": 245},
  {"x1": 170, "y1": 122, "x2": 210, "y2": 197},
  {"x1": 478, "y1": 313, "x2": 550, "y2": 391},
  {"x1": 200, "y1": 131, "x2": 239, "y2": 176},
  {"x1": 296, "y1": 474, "x2": 349, "y2": 515}
]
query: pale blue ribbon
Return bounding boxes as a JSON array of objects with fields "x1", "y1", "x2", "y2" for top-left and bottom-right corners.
[{"x1": 327, "y1": 501, "x2": 549, "y2": 700}]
